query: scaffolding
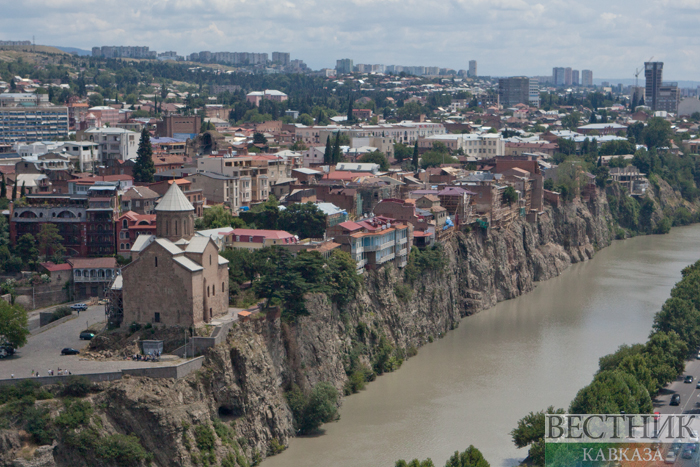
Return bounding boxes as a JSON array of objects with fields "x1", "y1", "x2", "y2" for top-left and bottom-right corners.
[{"x1": 105, "y1": 273, "x2": 123, "y2": 328}]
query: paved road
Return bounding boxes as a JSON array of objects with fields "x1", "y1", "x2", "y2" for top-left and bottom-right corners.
[{"x1": 0, "y1": 304, "x2": 173, "y2": 380}]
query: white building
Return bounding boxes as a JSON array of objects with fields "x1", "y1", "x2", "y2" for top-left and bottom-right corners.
[
  {"x1": 83, "y1": 128, "x2": 139, "y2": 163},
  {"x1": 58, "y1": 141, "x2": 100, "y2": 172}
]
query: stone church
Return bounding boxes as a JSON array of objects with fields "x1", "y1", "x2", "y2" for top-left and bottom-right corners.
[{"x1": 121, "y1": 183, "x2": 229, "y2": 327}]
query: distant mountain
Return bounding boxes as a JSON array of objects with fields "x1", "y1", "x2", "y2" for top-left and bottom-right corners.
[{"x1": 54, "y1": 46, "x2": 91, "y2": 56}]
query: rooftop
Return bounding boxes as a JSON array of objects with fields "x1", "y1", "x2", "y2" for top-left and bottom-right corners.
[{"x1": 155, "y1": 182, "x2": 194, "y2": 212}]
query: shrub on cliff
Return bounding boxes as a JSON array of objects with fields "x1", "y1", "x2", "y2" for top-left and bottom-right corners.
[
  {"x1": 286, "y1": 382, "x2": 339, "y2": 434},
  {"x1": 404, "y1": 244, "x2": 447, "y2": 284}
]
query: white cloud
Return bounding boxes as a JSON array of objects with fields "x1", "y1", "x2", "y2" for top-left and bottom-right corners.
[{"x1": 0, "y1": 0, "x2": 698, "y2": 79}]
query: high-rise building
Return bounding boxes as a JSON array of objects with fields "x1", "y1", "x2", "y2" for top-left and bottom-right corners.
[
  {"x1": 0, "y1": 93, "x2": 69, "y2": 144},
  {"x1": 553, "y1": 67, "x2": 566, "y2": 86},
  {"x1": 564, "y1": 67, "x2": 573, "y2": 86},
  {"x1": 658, "y1": 83, "x2": 680, "y2": 113},
  {"x1": 581, "y1": 70, "x2": 593, "y2": 87},
  {"x1": 272, "y1": 52, "x2": 290, "y2": 66},
  {"x1": 645, "y1": 62, "x2": 663, "y2": 111},
  {"x1": 468, "y1": 60, "x2": 477, "y2": 78},
  {"x1": 499, "y1": 77, "x2": 538, "y2": 107},
  {"x1": 572, "y1": 70, "x2": 580, "y2": 86},
  {"x1": 336, "y1": 59, "x2": 354, "y2": 74}
]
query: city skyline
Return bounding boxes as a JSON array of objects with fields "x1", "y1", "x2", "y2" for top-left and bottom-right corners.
[{"x1": 1, "y1": 0, "x2": 700, "y2": 80}]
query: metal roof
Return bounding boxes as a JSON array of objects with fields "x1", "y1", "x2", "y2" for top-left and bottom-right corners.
[{"x1": 155, "y1": 182, "x2": 194, "y2": 212}]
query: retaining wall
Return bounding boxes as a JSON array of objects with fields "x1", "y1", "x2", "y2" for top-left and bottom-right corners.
[{"x1": 0, "y1": 357, "x2": 204, "y2": 387}]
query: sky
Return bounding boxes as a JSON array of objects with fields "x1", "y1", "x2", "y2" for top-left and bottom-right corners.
[{"x1": 2, "y1": 0, "x2": 700, "y2": 80}]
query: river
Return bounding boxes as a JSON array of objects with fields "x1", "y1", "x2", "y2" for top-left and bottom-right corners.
[{"x1": 262, "y1": 224, "x2": 700, "y2": 467}]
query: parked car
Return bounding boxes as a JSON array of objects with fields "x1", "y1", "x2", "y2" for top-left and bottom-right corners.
[
  {"x1": 682, "y1": 446, "x2": 693, "y2": 459},
  {"x1": 79, "y1": 331, "x2": 95, "y2": 340},
  {"x1": 685, "y1": 375, "x2": 694, "y2": 383},
  {"x1": 0, "y1": 344, "x2": 15, "y2": 358},
  {"x1": 665, "y1": 450, "x2": 677, "y2": 464},
  {"x1": 61, "y1": 348, "x2": 79, "y2": 355},
  {"x1": 70, "y1": 303, "x2": 88, "y2": 311},
  {"x1": 98, "y1": 299, "x2": 109, "y2": 305},
  {"x1": 671, "y1": 394, "x2": 681, "y2": 406}
]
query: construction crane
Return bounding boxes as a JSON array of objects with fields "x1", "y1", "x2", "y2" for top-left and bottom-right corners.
[{"x1": 635, "y1": 56, "x2": 654, "y2": 89}]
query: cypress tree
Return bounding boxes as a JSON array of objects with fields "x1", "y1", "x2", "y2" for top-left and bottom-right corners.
[
  {"x1": 412, "y1": 140, "x2": 419, "y2": 169},
  {"x1": 133, "y1": 128, "x2": 155, "y2": 183},
  {"x1": 332, "y1": 132, "x2": 341, "y2": 164},
  {"x1": 1, "y1": 174, "x2": 6, "y2": 199},
  {"x1": 347, "y1": 96, "x2": 354, "y2": 123},
  {"x1": 323, "y1": 135, "x2": 332, "y2": 164},
  {"x1": 11, "y1": 181, "x2": 16, "y2": 201},
  {"x1": 20, "y1": 181, "x2": 26, "y2": 197}
]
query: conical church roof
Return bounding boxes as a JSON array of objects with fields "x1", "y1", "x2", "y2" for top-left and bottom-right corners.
[{"x1": 155, "y1": 182, "x2": 194, "y2": 212}]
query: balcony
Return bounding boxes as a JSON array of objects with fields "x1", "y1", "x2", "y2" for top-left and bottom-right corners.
[{"x1": 376, "y1": 253, "x2": 396, "y2": 264}]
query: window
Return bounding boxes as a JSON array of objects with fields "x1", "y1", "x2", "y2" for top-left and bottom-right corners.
[
  {"x1": 122, "y1": 219, "x2": 128, "y2": 229},
  {"x1": 213, "y1": 285, "x2": 215, "y2": 295},
  {"x1": 154, "y1": 312, "x2": 160, "y2": 323},
  {"x1": 155, "y1": 256, "x2": 158, "y2": 267},
  {"x1": 209, "y1": 255, "x2": 212, "y2": 265},
  {"x1": 207, "y1": 286, "x2": 210, "y2": 297},
  {"x1": 222, "y1": 282, "x2": 224, "y2": 292}
]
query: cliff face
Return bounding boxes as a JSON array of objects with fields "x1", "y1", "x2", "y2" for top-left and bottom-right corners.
[{"x1": 2, "y1": 192, "x2": 618, "y2": 467}]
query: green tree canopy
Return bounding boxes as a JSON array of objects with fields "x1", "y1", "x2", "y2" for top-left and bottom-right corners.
[
  {"x1": 132, "y1": 128, "x2": 155, "y2": 183},
  {"x1": 394, "y1": 142, "x2": 411, "y2": 162},
  {"x1": 643, "y1": 117, "x2": 672, "y2": 149},
  {"x1": 37, "y1": 224, "x2": 66, "y2": 262},
  {"x1": 278, "y1": 202, "x2": 326, "y2": 239},
  {"x1": 0, "y1": 300, "x2": 29, "y2": 349},
  {"x1": 359, "y1": 150, "x2": 390, "y2": 171},
  {"x1": 197, "y1": 205, "x2": 245, "y2": 229},
  {"x1": 16, "y1": 233, "x2": 39, "y2": 268},
  {"x1": 569, "y1": 369, "x2": 653, "y2": 415},
  {"x1": 420, "y1": 151, "x2": 458, "y2": 169}
]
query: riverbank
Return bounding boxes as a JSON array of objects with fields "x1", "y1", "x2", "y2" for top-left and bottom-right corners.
[{"x1": 2, "y1": 184, "x2": 697, "y2": 467}]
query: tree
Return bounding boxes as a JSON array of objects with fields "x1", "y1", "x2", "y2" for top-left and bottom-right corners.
[
  {"x1": 556, "y1": 137, "x2": 576, "y2": 156},
  {"x1": 323, "y1": 135, "x2": 332, "y2": 164},
  {"x1": 253, "y1": 132, "x2": 268, "y2": 145},
  {"x1": 286, "y1": 382, "x2": 339, "y2": 435},
  {"x1": 88, "y1": 93, "x2": 104, "y2": 107},
  {"x1": 359, "y1": 151, "x2": 389, "y2": 171},
  {"x1": 643, "y1": 117, "x2": 672, "y2": 149},
  {"x1": 652, "y1": 297, "x2": 700, "y2": 350},
  {"x1": 278, "y1": 202, "x2": 326, "y2": 239},
  {"x1": 132, "y1": 128, "x2": 155, "y2": 183},
  {"x1": 643, "y1": 331, "x2": 688, "y2": 391},
  {"x1": 347, "y1": 96, "x2": 355, "y2": 123},
  {"x1": 394, "y1": 142, "x2": 411, "y2": 162},
  {"x1": 589, "y1": 113, "x2": 597, "y2": 124},
  {"x1": 1, "y1": 174, "x2": 6, "y2": 200},
  {"x1": 199, "y1": 205, "x2": 245, "y2": 229},
  {"x1": 0, "y1": 300, "x2": 29, "y2": 349},
  {"x1": 37, "y1": 224, "x2": 66, "y2": 261},
  {"x1": 16, "y1": 233, "x2": 39, "y2": 267},
  {"x1": 444, "y1": 446, "x2": 490, "y2": 467},
  {"x1": 511, "y1": 407, "x2": 564, "y2": 466},
  {"x1": 420, "y1": 151, "x2": 458, "y2": 169},
  {"x1": 332, "y1": 131, "x2": 342, "y2": 164},
  {"x1": 569, "y1": 369, "x2": 653, "y2": 415},
  {"x1": 412, "y1": 141, "x2": 419, "y2": 169},
  {"x1": 11, "y1": 181, "x2": 16, "y2": 202},
  {"x1": 502, "y1": 186, "x2": 518, "y2": 205},
  {"x1": 20, "y1": 181, "x2": 26, "y2": 198}
]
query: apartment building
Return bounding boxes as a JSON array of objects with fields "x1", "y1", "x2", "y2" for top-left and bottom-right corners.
[
  {"x1": 245, "y1": 90, "x2": 288, "y2": 107},
  {"x1": 116, "y1": 211, "x2": 157, "y2": 258},
  {"x1": 83, "y1": 128, "x2": 139, "y2": 163},
  {"x1": 327, "y1": 216, "x2": 412, "y2": 273},
  {"x1": 581, "y1": 70, "x2": 593, "y2": 87},
  {"x1": 0, "y1": 93, "x2": 69, "y2": 144},
  {"x1": 498, "y1": 77, "x2": 539, "y2": 108},
  {"x1": 196, "y1": 155, "x2": 275, "y2": 205},
  {"x1": 10, "y1": 185, "x2": 119, "y2": 257},
  {"x1": 296, "y1": 122, "x2": 446, "y2": 146},
  {"x1": 418, "y1": 133, "x2": 504, "y2": 158},
  {"x1": 155, "y1": 115, "x2": 201, "y2": 138},
  {"x1": 186, "y1": 171, "x2": 240, "y2": 208}
]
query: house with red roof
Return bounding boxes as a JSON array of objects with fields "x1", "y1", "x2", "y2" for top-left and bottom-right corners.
[
  {"x1": 224, "y1": 229, "x2": 298, "y2": 250},
  {"x1": 117, "y1": 211, "x2": 157, "y2": 258}
]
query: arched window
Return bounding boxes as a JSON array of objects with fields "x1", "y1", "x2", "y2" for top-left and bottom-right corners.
[
  {"x1": 155, "y1": 256, "x2": 158, "y2": 267},
  {"x1": 213, "y1": 284, "x2": 215, "y2": 296},
  {"x1": 209, "y1": 255, "x2": 212, "y2": 265},
  {"x1": 207, "y1": 286, "x2": 210, "y2": 297},
  {"x1": 75, "y1": 270, "x2": 81, "y2": 277},
  {"x1": 120, "y1": 243, "x2": 124, "y2": 250},
  {"x1": 122, "y1": 219, "x2": 128, "y2": 229},
  {"x1": 222, "y1": 282, "x2": 224, "y2": 292},
  {"x1": 126, "y1": 243, "x2": 130, "y2": 249}
]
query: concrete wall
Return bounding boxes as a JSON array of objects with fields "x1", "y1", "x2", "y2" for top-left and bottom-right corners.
[
  {"x1": 0, "y1": 357, "x2": 204, "y2": 387},
  {"x1": 15, "y1": 284, "x2": 68, "y2": 311}
]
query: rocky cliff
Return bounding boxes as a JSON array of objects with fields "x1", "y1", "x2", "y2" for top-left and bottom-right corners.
[{"x1": 0, "y1": 189, "x2": 645, "y2": 467}]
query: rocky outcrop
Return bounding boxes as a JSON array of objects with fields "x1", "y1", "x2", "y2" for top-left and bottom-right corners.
[{"x1": 1, "y1": 191, "x2": 623, "y2": 467}]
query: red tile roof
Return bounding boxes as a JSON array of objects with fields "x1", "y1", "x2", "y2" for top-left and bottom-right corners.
[
  {"x1": 68, "y1": 257, "x2": 117, "y2": 269},
  {"x1": 229, "y1": 229, "x2": 296, "y2": 240},
  {"x1": 39, "y1": 261, "x2": 72, "y2": 272}
]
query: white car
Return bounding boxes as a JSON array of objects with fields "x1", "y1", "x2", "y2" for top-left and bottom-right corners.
[{"x1": 665, "y1": 450, "x2": 677, "y2": 464}]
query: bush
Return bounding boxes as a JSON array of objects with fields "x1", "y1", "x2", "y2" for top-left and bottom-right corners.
[
  {"x1": 24, "y1": 405, "x2": 54, "y2": 445},
  {"x1": 55, "y1": 399, "x2": 93, "y2": 430},
  {"x1": 285, "y1": 382, "x2": 340, "y2": 434},
  {"x1": 268, "y1": 438, "x2": 286, "y2": 455},
  {"x1": 95, "y1": 433, "x2": 152, "y2": 467},
  {"x1": 0, "y1": 380, "x2": 52, "y2": 404},
  {"x1": 60, "y1": 376, "x2": 95, "y2": 398},
  {"x1": 194, "y1": 424, "x2": 216, "y2": 452},
  {"x1": 129, "y1": 322, "x2": 141, "y2": 334},
  {"x1": 394, "y1": 283, "x2": 413, "y2": 303},
  {"x1": 50, "y1": 306, "x2": 72, "y2": 323}
]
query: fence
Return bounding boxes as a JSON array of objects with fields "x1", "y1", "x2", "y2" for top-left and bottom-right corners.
[{"x1": 0, "y1": 356, "x2": 204, "y2": 387}]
